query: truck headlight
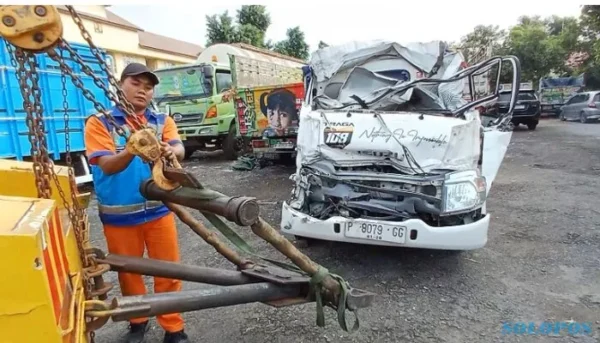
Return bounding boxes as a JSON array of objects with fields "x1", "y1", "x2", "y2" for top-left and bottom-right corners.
[{"x1": 441, "y1": 170, "x2": 487, "y2": 215}]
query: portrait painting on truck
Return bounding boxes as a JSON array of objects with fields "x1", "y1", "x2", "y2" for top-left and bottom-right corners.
[{"x1": 233, "y1": 83, "x2": 304, "y2": 138}]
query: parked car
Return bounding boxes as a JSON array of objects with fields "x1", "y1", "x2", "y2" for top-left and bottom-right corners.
[
  {"x1": 483, "y1": 89, "x2": 540, "y2": 130},
  {"x1": 559, "y1": 91, "x2": 600, "y2": 123}
]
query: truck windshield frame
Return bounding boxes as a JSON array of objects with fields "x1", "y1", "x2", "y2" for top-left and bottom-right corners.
[{"x1": 154, "y1": 66, "x2": 211, "y2": 102}]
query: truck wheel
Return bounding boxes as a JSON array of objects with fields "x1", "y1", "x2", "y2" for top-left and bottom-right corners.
[
  {"x1": 184, "y1": 147, "x2": 197, "y2": 160},
  {"x1": 527, "y1": 121, "x2": 538, "y2": 130},
  {"x1": 222, "y1": 123, "x2": 241, "y2": 160},
  {"x1": 559, "y1": 111, "x2": 566, "y2": 121}
]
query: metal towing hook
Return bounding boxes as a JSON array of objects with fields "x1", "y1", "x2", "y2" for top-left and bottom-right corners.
[{"x1": 123, "y1": 166, "x2": 377, "y2": 331}]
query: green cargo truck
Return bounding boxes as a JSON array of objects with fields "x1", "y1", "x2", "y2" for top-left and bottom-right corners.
[
  {"x1": 153, "y1": 61, "x2": 239, "y2": 159},
  {"x1": 153, "y1": 44, "x2": 305, "y2": 160}
]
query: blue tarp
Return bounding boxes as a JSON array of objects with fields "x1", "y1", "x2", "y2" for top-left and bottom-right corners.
[{"x1": 539, "y1": 74, "x2": 585, "y2": 89}]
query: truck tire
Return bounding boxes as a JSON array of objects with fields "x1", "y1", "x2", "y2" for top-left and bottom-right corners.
[
  {"x1": 222, "y1": 123, "x2": 241, "y2": 160},
  {"x1": 184, "y1": 147, "x2": 196, "y2": 160},
  {"x1": 527, "y1": 121, "x2": 538, "y2": 130}
]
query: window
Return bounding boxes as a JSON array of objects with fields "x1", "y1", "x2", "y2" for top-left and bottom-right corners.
[
  {"x1": 123, "y1": 55, "x2": 140, "y2": 67},
  {"x1": 573, "y1": 94, "x2": 588, "y2": 104},
  {"x1": 154, "y1": 67, "x2": 210, "y2": 99},
  {"x1": 94, "y1": 22, "x2": 103, "y2": 33},
  {"x1": 215, "y1": 70, "x2": 233, "y2": 93},
  {"x1": 105, "y1": 54, "x2": 115, "y2": 73},
  {"x1": 498, "y1": 91, "x2": 537, "y2": 102},
  {"x1": 593, "y1": 94, "x2": 600, "y2": 102},
  {"x1": 517, "y1": 92, "x2": 537, "y2": 101}
]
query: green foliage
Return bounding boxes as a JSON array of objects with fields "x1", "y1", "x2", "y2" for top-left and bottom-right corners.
[
  {"x1": 205, "y1": 11, "x2": 236, "y2": 46},
  {"x1": 579, "y1": 5, "x2": 600, "y2": 88},
  {"x1": 233, "y1": 24, "x2": 265, "y2": 48},
  {"x1": 236, "y1": 5, "x2": 271, "y2": 32},
  {"x1": 204, "y1": 6, "x2": 310, "y2": 60},
  {"x1": 205, "y1": 6, "x2": 270, "y2": 48},
  {"x1": 273, "y1": 27, "x2": 310, "y2": 60},
  {"x1": 502, "y1": 17, "x2": 562, "y2": 85},
  {"x1": 458, "y1": 25, "x2": 506, "y2": 64}
]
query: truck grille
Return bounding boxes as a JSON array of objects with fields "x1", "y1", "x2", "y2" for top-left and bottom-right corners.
[{"x1": 175, "y1": 114, "x2": 204, "y2": 126}]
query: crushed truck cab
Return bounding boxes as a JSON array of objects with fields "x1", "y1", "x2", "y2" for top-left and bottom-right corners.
[{"x1": 281, "y1": 41, "x2": 521, "y2": 251}]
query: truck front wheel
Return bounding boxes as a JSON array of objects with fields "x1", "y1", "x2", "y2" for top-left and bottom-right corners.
[
  {"x1": 184, "y1": 147, "x2": 197, "y2": 160},
  {"x1": 222, "y1": 123, "x2": 241, "y2": 160}
]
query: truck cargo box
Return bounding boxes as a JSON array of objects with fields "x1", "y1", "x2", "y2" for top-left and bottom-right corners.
[{"x1": 0, "y1": 38, "x2": 112, "y2": 184}]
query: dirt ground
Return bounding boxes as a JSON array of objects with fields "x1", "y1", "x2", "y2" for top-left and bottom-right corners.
[{"x1": 91, "y1": 118, "x2": 600, "y2": 343}]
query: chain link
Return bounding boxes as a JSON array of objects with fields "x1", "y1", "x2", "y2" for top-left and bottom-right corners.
[
  {"x1": 58, "y1": 40, "x2": 145, "y2": 130},
  {"x1": 46, "y1": 48, "x2": 131, "y2": 139},
  {"x1": 8, "y1": 44, "x2": 51, "y2": 198},
  {"x1": 4, "y1": 6, "x2": 153, "y2": 339},
  {"x1": 64, "y1": 6, "x2": 138, "y2": 117},
  {"x1": 26, "y1": 52, "x2": 56, "y2": 197}
]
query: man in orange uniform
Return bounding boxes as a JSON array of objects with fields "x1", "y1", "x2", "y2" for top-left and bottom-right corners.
[{"x1": 84, "y1": 63, "x2": 190, "y2": 343}]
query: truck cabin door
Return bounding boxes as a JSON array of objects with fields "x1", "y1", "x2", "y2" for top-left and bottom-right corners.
[{"x1": 214, "y1": 69, "x2": 234, "y2": 123}]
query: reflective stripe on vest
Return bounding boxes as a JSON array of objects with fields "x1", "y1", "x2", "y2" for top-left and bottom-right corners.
[{"x1": 98, "y1": 201, "x2": 164, "y2": 214}]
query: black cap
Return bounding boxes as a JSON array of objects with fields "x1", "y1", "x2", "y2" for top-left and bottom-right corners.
[{"x1": 120, "y1": 63, "x2": 159, "y2": 86}]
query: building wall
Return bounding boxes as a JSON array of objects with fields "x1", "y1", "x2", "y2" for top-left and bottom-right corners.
[{"x1": 59, "y1": 9, "x2": 195, "y2": 76}]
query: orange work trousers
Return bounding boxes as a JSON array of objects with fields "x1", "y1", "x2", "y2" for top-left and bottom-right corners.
[{"x1": 103, "y1": 212, "x2": 184, "y2": 333}]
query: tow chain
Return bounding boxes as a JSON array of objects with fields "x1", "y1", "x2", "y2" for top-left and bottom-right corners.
[
  {"x1": 1, "y1": 6, "x2": 147, "y2": 341},
  {"x1": 2, "y1": 5, "x2": 365, "y2": 339},
  {"x1": 7, "y1": 43, "x2": 52, "y2": 198}
]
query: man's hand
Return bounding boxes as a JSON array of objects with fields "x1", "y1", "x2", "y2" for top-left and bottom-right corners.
[
  {"x1": 160, "y1": 141, "x2": 185, "y2": 162},
  {"x1": 160, "y1": 141, "x2": 175, "y2": 160}
]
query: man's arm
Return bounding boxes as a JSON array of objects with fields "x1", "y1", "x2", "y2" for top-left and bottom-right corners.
[
  {"x1": 162, "y1": 116, "x2": 185, "y2": 161},
  {"x1": 85, "y1": 116, "x2": 135, "y2": 175}
]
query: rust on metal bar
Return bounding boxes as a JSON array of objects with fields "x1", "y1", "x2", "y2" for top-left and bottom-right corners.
[
  {"x1": 163, "y1": 202, "x2": 251, "y2": 268},
  {"x1": 249, "y1": 218, "x2": 342, "y2": 301}
]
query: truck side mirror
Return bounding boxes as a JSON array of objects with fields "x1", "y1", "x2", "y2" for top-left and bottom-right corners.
[{"x1": 202, "y1": 65, "x2": 214, "y2": 79}]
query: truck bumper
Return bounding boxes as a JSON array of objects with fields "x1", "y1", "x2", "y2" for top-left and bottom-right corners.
[
  {"x1": 179, "y1": 125, "x2": 220, "y2": 139},
  {"x1": 281, "y1": 202, "x2": 490, "y2": 250}
]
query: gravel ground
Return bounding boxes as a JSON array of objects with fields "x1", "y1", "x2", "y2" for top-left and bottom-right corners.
[{"x1": 91, "y1": 118, "x2": 600, "y2": 343}]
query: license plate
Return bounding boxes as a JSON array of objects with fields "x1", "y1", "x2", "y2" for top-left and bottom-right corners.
[
  {"x1": 275, "y1": 142, "x2": 294, "y2": 149},
  {"x1": 515, "y1": 105, "x2": 525, "y2": 110},
  {"x1": 180, "y1": 134, "x2": 187, "y2": 141},
  {"x1": 344, "y1": 221, "x2": 406, "y2": 244}
]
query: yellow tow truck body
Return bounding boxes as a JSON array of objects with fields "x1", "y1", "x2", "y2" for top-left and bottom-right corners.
[{"x1": 0, "y1": 160, "x2": 89, "y2": 342}]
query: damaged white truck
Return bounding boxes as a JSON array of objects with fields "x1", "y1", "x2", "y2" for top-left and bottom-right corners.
[{"x1": 280, "y1": 41, "x2": 521, "y2": 251}]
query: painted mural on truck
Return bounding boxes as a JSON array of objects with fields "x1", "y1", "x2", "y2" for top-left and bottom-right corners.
[{"x1": 231, "y1": 83, "x2": 304, "y2": 138}]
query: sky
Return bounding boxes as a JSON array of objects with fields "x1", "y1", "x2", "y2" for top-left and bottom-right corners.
[{"x1": 108, "y1": 1, "x2": 586, "y2": 54}]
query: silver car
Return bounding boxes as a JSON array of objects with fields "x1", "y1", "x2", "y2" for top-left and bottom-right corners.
[{"x1": 559, "y1": 91, "x2": 600, "y2": 123}]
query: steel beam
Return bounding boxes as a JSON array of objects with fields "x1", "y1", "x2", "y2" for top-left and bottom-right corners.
[
  {"x1": 108, "y1": 282, "x2": 302, "y2": 322},
  {"x1": 139, "y1": 179, "x2": 259, "y2": 226},
  {"x1": 98, "y1": 254, "x2": 255, "y2": 286}
]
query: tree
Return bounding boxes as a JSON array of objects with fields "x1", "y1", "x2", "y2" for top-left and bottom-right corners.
[
  {"x1": 233, "y1": 24, "x2": 265, "y2": 47},
  {"x1": 273, "y1": 27, "x2": 310, "y2": 60},
  {"x1": 205, "y1": 6, "x2": 271, "y2": 48},
  {"x1": 204, "y1": 6, "x2": 310, "y2": 59},
  {"x1": 458, "y1": 25, "x2": 506, "y2": 65},
  {"x1": 236, "y1": 5, "x2": 271, "y2": 32},
  {"x1": 579, "y1": 5, "x2": 600, "y2": 88},
  {"x1": 318, "y1": 41, "x2": 329, "y2": 49},
  {"x1": 502, "y1": 17, "x2": 562, "y2": 86},
  {"x1": 205, "y1": 11, "x2": 236, "y2": 46}
]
